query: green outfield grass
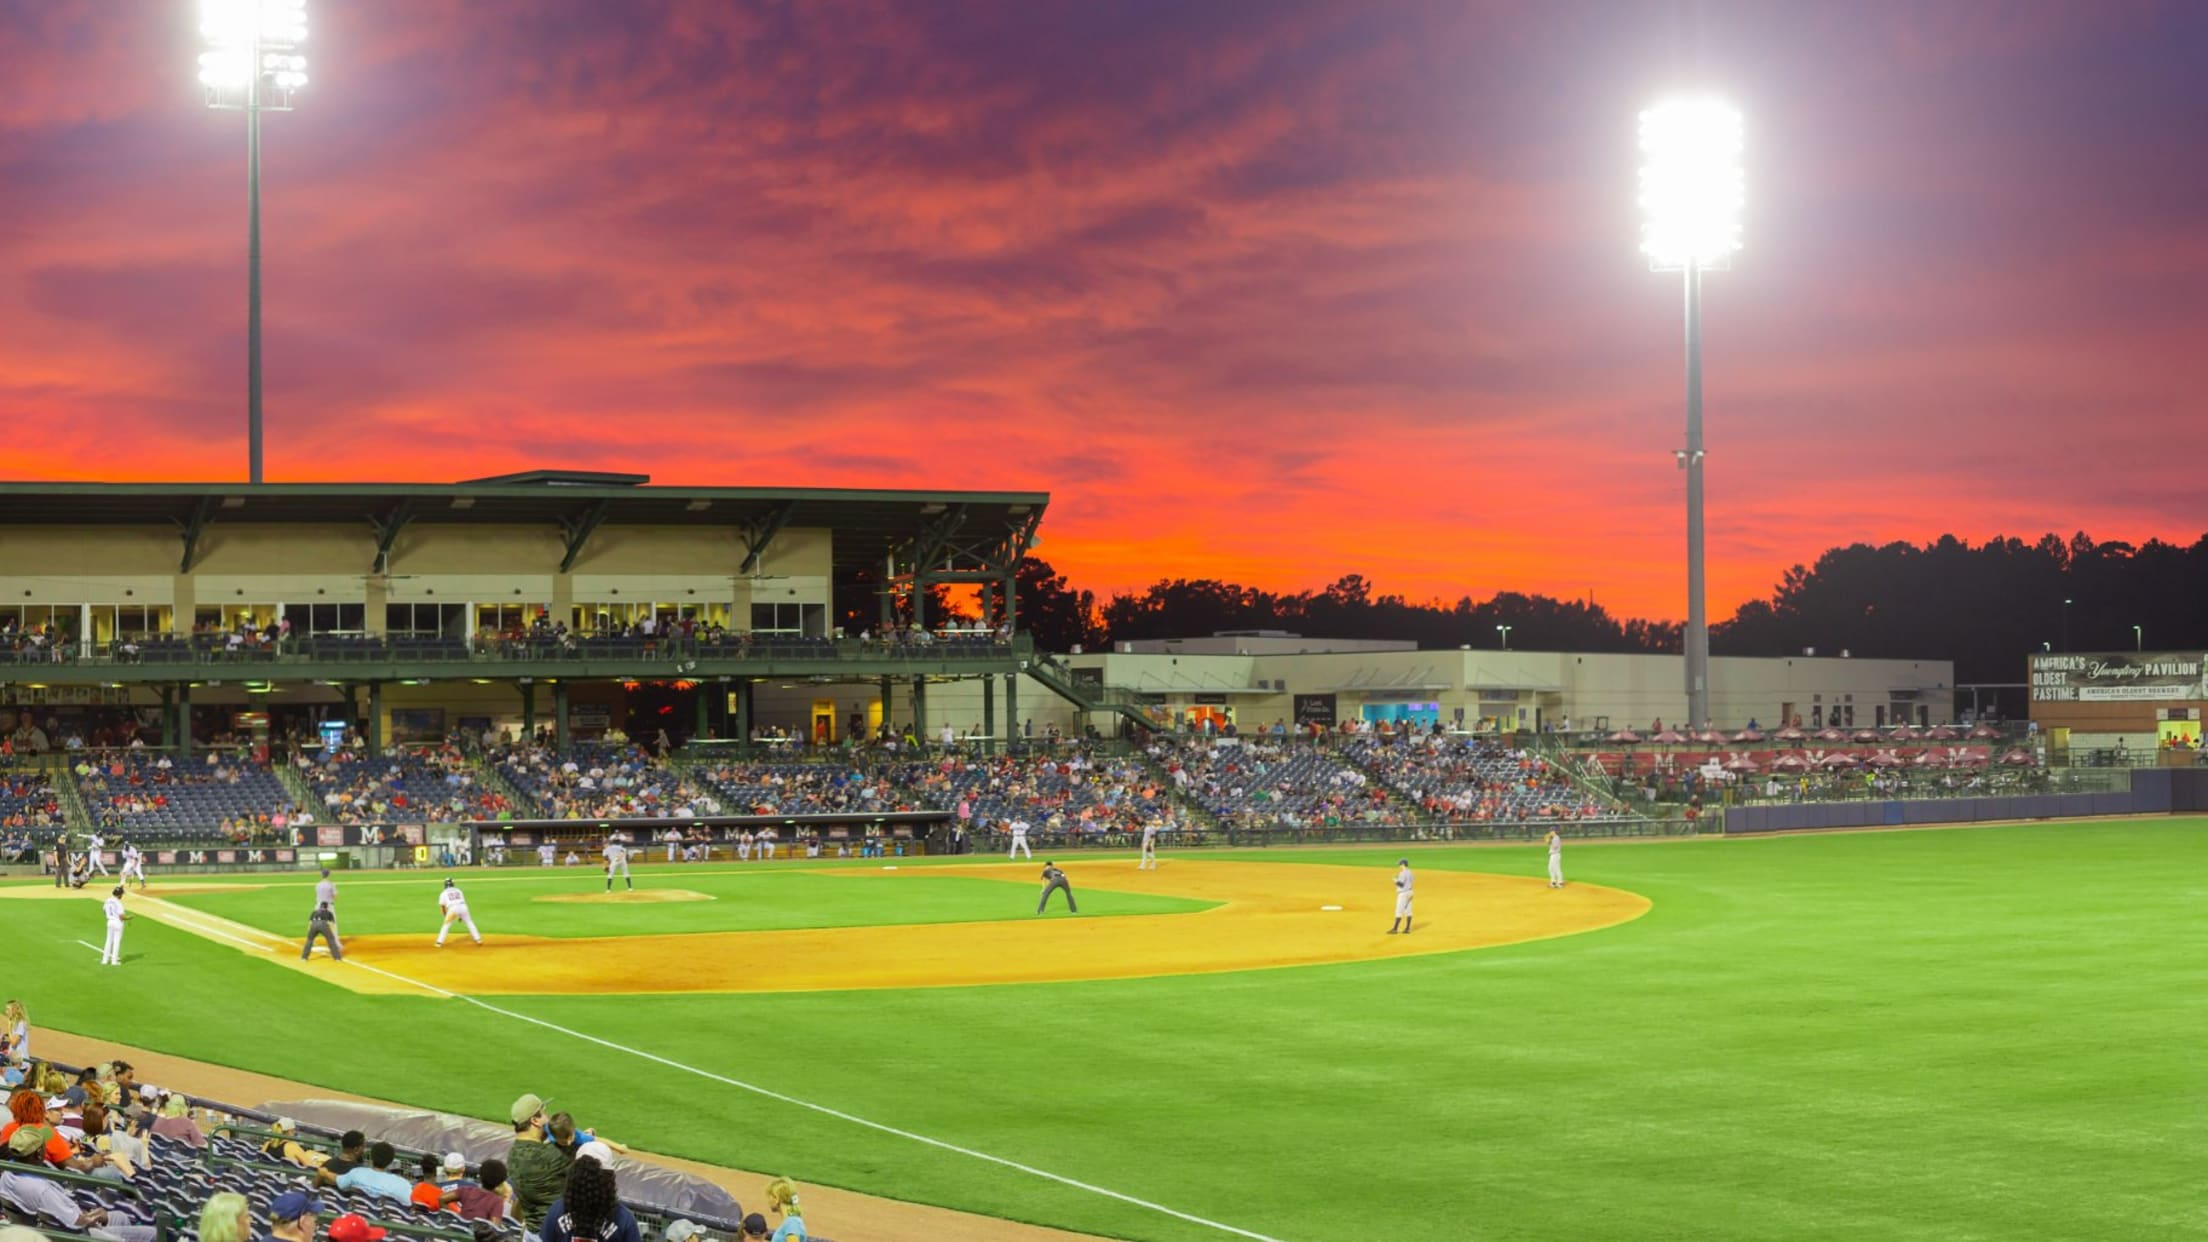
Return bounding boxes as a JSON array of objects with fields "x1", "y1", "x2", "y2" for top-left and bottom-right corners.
[
  {"x1": 153, "y1": 865, "x2": 1214, "y2": 938},
  {"x1": 10, "y1": 821, "x2": 2204, "y2": 1241}
]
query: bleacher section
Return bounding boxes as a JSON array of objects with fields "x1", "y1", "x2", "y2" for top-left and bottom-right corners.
[
  {"x1": 1342, "y1": 736, "x2": 1619, "y2": 822},
  {"x1": 1, "y1": 767, "x2": 62, "y2": 829},
  {"x1": 888, "y1": 751, "x2": 1189, "y2": 832},
  {"x1": 1151, "y1": 737, "x2": 1390, "y2": 828},
  {"x1": 492, "y1": 744, "x2": 710, "y2": 819},
  {"x1": 74, "y1": 754, "x2": 299, "y2": 839},
  {"x1": 302, "y1": 747, "x2": 511, "y2": 825},
  {"x1": 689, "y1": 761, "x2": 899, "y2": 816},
  {"x1": 0, "y1": 1062, "x2": 793, "y2": 1242}
]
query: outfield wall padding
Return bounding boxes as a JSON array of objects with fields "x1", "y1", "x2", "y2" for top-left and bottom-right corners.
[{"x1": 1723, "y1": 779, "x2": 2173, "y2": 835}]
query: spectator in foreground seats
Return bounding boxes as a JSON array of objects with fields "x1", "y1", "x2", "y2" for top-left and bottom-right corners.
[
  {"x1": 197, "y1": 1193, "x2": 252, "y2": 1242},
  {"x1": 146, "y1": 1092, "x2": 205, "y2": 1148},
  {"x1": 506, "y1": 1093, "x2": 570, "y2": 1232},
  {"x1": 339, "y1": 1141, "x2": 415, "y2": 1204},
  {"x1": 267, "y1": 1189, "x2": 323, "y2": 1242},
  {"x1": 738, "y1": 1215, "x2": 769, "y2": 1240},
  {"x1": 314, "y1": 1130, "x2": 367, "y2": 1185},
  {"x1": 454, "y1": 1158, "x2": 511, "y2": 1221},
  {"x1": 763, "y1": 1178, "x2": 806, "y2": 1242},
  {"x1": 539, "y1": 1150, "x2": 640, "y2": 1242},
  {"x1": 0, "y1": 1167, "x2": 155, "y2": 1242},
  {"x1": 412, "y1": 1152, "x2": 458, "y2": 1211},
  {"x1": 260, "y1": 1116, "x2": 326, "y2": 1169},
  {"x1": 326, "y1": 1214, "x2": 388, "y2": 1242}
]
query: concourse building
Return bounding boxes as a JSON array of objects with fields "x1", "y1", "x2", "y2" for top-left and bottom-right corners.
[{"x1": 0, "y1": 474, "x2": 1048, "y2": 751}]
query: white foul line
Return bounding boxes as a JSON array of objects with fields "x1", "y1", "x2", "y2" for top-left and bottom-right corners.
[
  {"x1": 337, "y1": 955, "x2": 1284, "y2": 1242},
  {"x1": 73, "y1": 940, "x2": 103, "y2": 954}
]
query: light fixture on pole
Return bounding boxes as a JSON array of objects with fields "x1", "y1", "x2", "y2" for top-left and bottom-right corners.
[
  {"x1": 2061, "y1": 597, "x2": 2073, "y2": 652},
  {"x1": 2134, "y1": 625, "x2": 2143, "y2": 651},
  {"x1": 1496, "y1": 624, "x2": 1513, "y2": 651},
  {"x1": 1640, "y1": 97, "x2": 1743, "y2": 729},
  {"x1": 198, "y1": 0, "x2": 309, "y2": 485}
]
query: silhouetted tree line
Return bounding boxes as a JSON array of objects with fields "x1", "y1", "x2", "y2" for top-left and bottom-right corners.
[{"x1": 1008, "y1": 533, "x2": 2208, "y2": 685}]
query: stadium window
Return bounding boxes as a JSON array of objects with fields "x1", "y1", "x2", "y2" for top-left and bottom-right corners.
[
  {"x1": 750, "y1": 603, "x2": 802, "y2": 635},
  {"x1": 86, "y1": 604, "x2": 167, "y2": 642}
]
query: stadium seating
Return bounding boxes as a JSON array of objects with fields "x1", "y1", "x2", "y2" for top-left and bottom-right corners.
[
  {"x1": 0, "y1": 767, "x2": 62, "y2": 829},
  {"x1": 887, "y1": 751, "x2": 1189, "y2": 832},
  {"x1": 303, "y1": 747, "x2": 509, "y2": 825},
  {"x1": 73, "y1": 753, "x2": 300, "y2": 839},
  {"x1": 1341, "y1": 736, "x2": 1620, "y2": 822},
  {"x1": 690, "y1": 760, "x2": 899, "y2": 816},
  {"x1": 2, "y1": 1061, "x2": 790, "y2": 1242},
  {"x1": 492, "y1": 744, "x2": 708, "y2": 819},
  {"x1": 1150, "y1": 737, "x2": 1392, "y2": 828}
]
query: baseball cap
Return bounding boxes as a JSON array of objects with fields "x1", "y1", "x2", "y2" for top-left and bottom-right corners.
[
  {"x1": 273, "y1": 1117, "x2": 297, "y2": 1134},
  {"x1": 326, "y1": 1215, "x2": 385, "y2": 1242},
  {"x1": 739, "y1": 1215, "x2": 769, "y2": 1239},
  {"x1": 270, "y1": 1190, "x2": 323, "y2": 1220},
  {"x1": 1397, "y1": 857, "x2": 1409, "y2": 865},
  {"x1": 509, "y1": 1094, "x2": 549, "y2": 1125},
  {"x1": 663, "y1": 1221, "x2": 707, "y2": 1242},
  {"x1": 441, "y1": 1151, "x2": 467, "y2": 1174},
  {"x1": 575, "y1": 1140, "x2": 615, "y2": 1166}
]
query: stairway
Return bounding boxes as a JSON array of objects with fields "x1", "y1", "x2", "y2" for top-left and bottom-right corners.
[
  {"x1": 469, "y1": 751, "x2": 545, "y2": 818},
  {"x1": 48, "y1": 753, "x2": 96, "y2": 834},
  {"x1": 273, "y1": 752, "x2": 337, "y2": 823},
  {"x1": 1025, "y1": 653, "x2": 1166, "y2": 734}
]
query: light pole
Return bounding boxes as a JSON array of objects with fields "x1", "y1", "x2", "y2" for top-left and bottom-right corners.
[
  {"x1": 1496, "y1": 624, "x2": 1513, "y2": 651},
  {"x1": 1640, "y1": 98, "x2": 1743, "y2": 730},
  {"x1": 198, "y1": 0, "x2": 309, "y2": 485},
  {"x1": 2134, "y1": 625, "x2": 2143, "y2": 652},
  {"x1": 2061, "y1": 598, "x2": 2072, "y2": 653}
]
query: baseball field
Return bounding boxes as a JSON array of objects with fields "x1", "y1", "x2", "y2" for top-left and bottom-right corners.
[{"x1": 6, "y1": 820, "x2": 2201, "y2": 1241}]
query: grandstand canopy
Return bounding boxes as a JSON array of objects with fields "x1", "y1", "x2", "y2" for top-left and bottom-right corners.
[{"x1": 0, "y1": 478, "x2": 1049, "y2": 574}]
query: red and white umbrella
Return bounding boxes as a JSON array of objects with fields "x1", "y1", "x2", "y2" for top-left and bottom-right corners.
[
  {"x1": 1968, "y1": 723, "x2": 2002, "y2": 740},
  {"x1": 1692, "y1": 729, "x2": 1728, "y2": 744},
  {"x1": 1865, "y1": 749, "x2": 1905, "y2": 768},
  {"x1": 1998, "y1": 747, "x2": 2037, "y2": 766},
  {"x1": 1649, "y1": 728, "x2": 1689, "y2": 744},
  {"x1": 1817, "y1": 750, "x2": 1861, "y2": 769},
  {"x1": 1723, "y1": 751, "x2": 1761, "y2": 773},
  {"x1": 1852, "y1": 728, "x2": 1881, "y2": 742},
  {"x1": 1606, "y1": 729, "x2": 1643, "y2": 743},
  {"x1": 1908, "y1": 749, "x2": 1944, "y2": 768},
  {"x1": 1732, "y1": 728, "x2": 1767, "y2": 743},
  {"x1": 1889, "y1": 725, "x2": 1920, "y2": 742},
  {"x1": 1925, "y1": 725, "x2": 1960, "y2": 740},
  {"x1": 1816, "y1": 727, "x2": 1850, "y2": 742},
  {"x1": 1773, "y1": 726, "x2": 1807, "y2": 741}
]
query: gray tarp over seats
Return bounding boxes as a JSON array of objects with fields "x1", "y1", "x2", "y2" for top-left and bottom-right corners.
[{"x1": 262, "y1": 1099, "x2": 745, "y2": 1225}]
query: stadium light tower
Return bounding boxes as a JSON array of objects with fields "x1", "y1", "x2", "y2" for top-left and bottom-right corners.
[
  {"x1": 197, "y1": 0, "x2": 309, "y2": 485},
  {"x1": 1639, "y1": 97, "x2": 1743, "y2": 729}
]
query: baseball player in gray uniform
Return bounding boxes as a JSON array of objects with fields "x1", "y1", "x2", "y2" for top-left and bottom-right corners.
[
  {"x1": 1036, "y1": 861, "x2": 1077, "y2": 914},
  {"x1": 1387, "y1": 858, "x2": 1414, "y2": 934},
  {"x1": 603, "y1": 837, "x2": 633, "y2": 891}
]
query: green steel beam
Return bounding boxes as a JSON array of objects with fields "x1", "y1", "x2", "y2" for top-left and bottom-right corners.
[
  {"x1": 557, "y1": 500, "x2": 612, "y2": 573},
  {"x1": 175, "y1": 495, "x2": 217, "y2": 572},
  {"x1": 738, "y1": 500, "x2": 797, "y2": 575}
]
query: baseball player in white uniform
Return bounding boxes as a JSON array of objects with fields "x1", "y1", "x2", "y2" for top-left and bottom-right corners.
[
  {"x1": 1138, "y1": 820, "x2": 1159, "y2": 869},
  {"x1": 663, "y1": 828, "x2": 681, "y2": 863},
  {"x1": 1387, "y1": 858, "x2": 1414, "y2": 935},
  {"x1": 538, "y1": 842, "x2": 556, "y2": 867},
  {"x1": 434, "y1": 878, "x2": 481, "y2": 946},
  {"x1": 737, "y1": 830, "x2": 754, "y2": 862},
  {"x1": 119, "y1": 843, "x2": 148, "y2": 891},
  {"x1": 758, "y1": 827, "x2": 778, "y2": 860},
  {"x1": 100, "y1": 885, "x2": 129, "y2": 965},
  {"x1": 1546, "y1": 829, "x2": 1564, "y2": 888},
  {"x1": 1007, "y1": 818, "x2": 1032, "y2": 860},
  {"x1": 603, "y1": 838, "x2": 633, "y2": 891},
  {"x1": 87, "y1": 832, "x2": 111, "y2": 876}
]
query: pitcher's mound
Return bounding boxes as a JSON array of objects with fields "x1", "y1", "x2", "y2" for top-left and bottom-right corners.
[{"x1": 536, "y1": 889, "x2": 715, "y2": 904}]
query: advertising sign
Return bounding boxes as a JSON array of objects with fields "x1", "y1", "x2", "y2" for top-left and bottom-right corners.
[
  {"x1": 1292, "y1": 693, "x2": 1338, "y2": 727},
  {"x1": 2030, "y1": 652, "x2": 2207, "y2": 702}
]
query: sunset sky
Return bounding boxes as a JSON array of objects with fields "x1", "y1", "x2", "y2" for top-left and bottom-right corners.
[{"x1": 3, "y1": 1, "x2": 2205, "y2": 619}]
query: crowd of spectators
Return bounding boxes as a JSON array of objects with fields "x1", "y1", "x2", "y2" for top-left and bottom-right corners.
[
  {"x1": 493, "y1": 744, "x2": 715, "y2": 819},
  {"x1": 690, "y1": 762, "x2": 914, "y2": 817},
  {"x1": 889, "y1": 749, "x2": 1191, "y2": 837},
  {"x1": 74, "y1": 753, "x2": 300, "y2": 840},
  {"x1": 0, "y1": 1023, "x2": 811, "y2": 1242},
  {"x1": 1150, "y1": 737, "x2": 1392, "y2": 831},
  {"x1": 301, "y1": 746, "x2": 510, "y2": 825},
  {"x1": 1344, "y1": 735, "x2": 1613, "y2": 822},
  {"x1": 1, "y1": 770, "x2": 61, "y2": 831}
]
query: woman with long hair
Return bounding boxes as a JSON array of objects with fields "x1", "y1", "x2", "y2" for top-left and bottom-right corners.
[
  {"x1": 198, "y1": 1193, "x2": 251, "y2": 1242},
  {"x1": 538, "y1": 1151, "x2": 639, "y2": 1242}
]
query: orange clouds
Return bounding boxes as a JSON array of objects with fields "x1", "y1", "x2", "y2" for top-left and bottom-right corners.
[{"x1": 3, "y1": 2, "x2": 2207, "y2": 620}]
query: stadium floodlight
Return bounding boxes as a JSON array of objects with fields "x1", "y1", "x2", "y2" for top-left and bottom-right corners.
[
  {"x1": 1638, "y1": 96, "x2": 1742, "y2": 729},
  {"x1": 1496, "y1": 624, "x2": 1513, "y2": 651},
  {"x1": 198, "y1": 0, "x2": 310, "y2": 485}
]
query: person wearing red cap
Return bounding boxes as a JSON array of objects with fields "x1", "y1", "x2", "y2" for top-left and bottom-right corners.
[{"x1": 328, "y1": 1213, "x2": 388, "y2": 1242}]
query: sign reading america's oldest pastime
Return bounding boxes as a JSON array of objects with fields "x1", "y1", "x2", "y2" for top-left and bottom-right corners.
[{"x1": 2029, "y1": 652, "x2": 2207, "y2": 702}]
